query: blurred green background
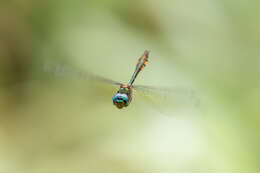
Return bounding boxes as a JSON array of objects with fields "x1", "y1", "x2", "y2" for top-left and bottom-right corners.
[{"x1": 0, "y1": 0, "x2": 259, "y2": 173}]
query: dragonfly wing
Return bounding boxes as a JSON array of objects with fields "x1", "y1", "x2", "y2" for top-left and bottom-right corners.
[
  {"x1": 79, "y1": 70, "x2": 123, "y2": 86},
  {"x1": 133, "y1": 84, "x2": 200, "y2": 115},
  {"x1": 44, "y1": 60, "x2": 123, "y2": 86}
]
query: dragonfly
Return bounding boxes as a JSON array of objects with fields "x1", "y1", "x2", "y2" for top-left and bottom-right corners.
[
  {"x1": 112, "y1": 50, "x2": 149, "y2": 109},
  {"x1": 44, "y1": 50, "x2": 199, "y2": 111}
]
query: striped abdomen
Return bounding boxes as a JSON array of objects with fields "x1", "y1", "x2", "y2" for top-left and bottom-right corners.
[{"x1": 128, "y1": 50, "x2": 149, "y2": 86}]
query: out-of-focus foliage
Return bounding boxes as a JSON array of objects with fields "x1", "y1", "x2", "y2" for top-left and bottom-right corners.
[{"x1": 0, "y1": 0, "x2": 259, "y2": 173}]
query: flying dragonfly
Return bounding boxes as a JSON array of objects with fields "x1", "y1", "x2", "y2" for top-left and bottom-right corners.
[
  {"x1": 111, "y1": 50, "x2": 150, "y2": 109},
  {"x1": 44, "y1": 50, "x2": 199, "y2": 110}
]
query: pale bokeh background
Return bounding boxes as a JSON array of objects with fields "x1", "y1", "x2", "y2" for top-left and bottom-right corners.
[{"x1": 0, "y1": 0, "x2": 259, "y2": 173}]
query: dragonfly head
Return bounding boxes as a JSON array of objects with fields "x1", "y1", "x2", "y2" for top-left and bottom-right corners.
[{"x1": 112, "y1": 93, "x2": 129, "y2": 109}]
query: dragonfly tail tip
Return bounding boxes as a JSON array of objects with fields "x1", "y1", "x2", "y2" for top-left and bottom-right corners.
[{"x1": 144, "y1": 50, "x2": 150, "y2": 56}]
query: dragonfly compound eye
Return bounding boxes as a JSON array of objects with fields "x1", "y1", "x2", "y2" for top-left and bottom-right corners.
[{"x1": 112, "y1": 93, "x2": 129, "y2": 109}]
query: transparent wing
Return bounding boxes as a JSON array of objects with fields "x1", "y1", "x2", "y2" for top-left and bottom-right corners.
[
  {"x1": 78, "y1": 70, "x2": 123, "y2": 86},
  {"x1": 133, "y1": 84, "x2": 201, "y2": 115},
  {"x1": 43, "y1": 60, "x2": 123, "y2": 86}
]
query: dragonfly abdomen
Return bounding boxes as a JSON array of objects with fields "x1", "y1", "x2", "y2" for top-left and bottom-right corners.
[{"x1": 128, "y1": 50, "x2": 149, "y2": 86}]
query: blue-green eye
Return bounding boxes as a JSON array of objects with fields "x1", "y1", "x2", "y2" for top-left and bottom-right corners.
[{"x1": 112, "y1": 93, "x2": 129, "y2": 106}]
